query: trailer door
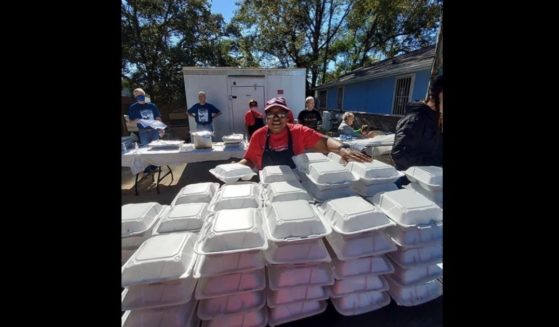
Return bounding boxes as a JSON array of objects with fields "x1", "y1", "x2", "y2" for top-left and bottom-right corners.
[{"x1": 231, "y1": 84, "x2": 265, "y2": 135}]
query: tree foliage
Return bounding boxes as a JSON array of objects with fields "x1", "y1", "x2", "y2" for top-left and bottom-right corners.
[
  {"x1": 333, "y1": 0, "x2": 441, "y2": 76},
  {"x1": 121, "y1": 0, "x2": 237, "y2": 106},
  {"x1": 231, "y1": 0, "x2": 353, "y2": 91},
  {"x1": 121, "y1": 0, "x2": 442, "y2": 103}
]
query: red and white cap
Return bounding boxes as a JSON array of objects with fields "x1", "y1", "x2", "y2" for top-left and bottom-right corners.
[{"x1": 264, "y1": 97, "x2": 292, "y2": 112}]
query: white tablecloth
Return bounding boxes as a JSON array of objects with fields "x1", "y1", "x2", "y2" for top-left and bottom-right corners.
[{"x1": 122, "y1": 142, "x2": 247, "y2": 175}]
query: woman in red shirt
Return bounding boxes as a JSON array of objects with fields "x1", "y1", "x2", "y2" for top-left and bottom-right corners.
[
  {"x1": 239, "y1": 97, "x2": 371, "y2": 170},
  {"x1": 244, "y1": 99, "x2": 265, "y2": 140}
]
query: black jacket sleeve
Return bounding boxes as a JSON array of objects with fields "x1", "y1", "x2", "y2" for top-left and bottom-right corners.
[{"x1": 391, "y1": 113, "x2": 425, "y2": 170}]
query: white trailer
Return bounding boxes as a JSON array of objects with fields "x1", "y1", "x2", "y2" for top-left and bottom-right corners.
[{"x1": 182, "y1": 67, "x2": 306, "y2": 140}]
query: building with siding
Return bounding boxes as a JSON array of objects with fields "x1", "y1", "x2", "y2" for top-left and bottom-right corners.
[{"x1": 315, "y1": 45, "x2": 435, "y2": 116}]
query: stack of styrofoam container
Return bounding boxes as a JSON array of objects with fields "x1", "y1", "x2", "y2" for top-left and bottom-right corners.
[
  {"x1": 293, "y1": 153, "x2": 357, "y2": 201},
  {"x1": 152, "y1": 182, "x2": 220, "y2": 236},
  {"x1": 346, "y1": 160, "x2": 404, "y2": 198},
  {"x1": 262, "y1": 198, "x2": 334, "y2": 326},
  {"x1": 403, "y1": 166, "x2": 443, "y2": 208},
  {"x1": 121, "y1": 232, "x2": 199, "y2": 327},
  {"x1": 369, "y1": 188, "x2": 443, "y2": 306},
  {"x1": 318, "y1": 196, "x2": 397, "y2": 315},
  {"x1": 122, "y1": 202, "x2": 167, "y2": 265},
  {"x1": 194, "y1": 189, "x2": 269, "y2": 327}
]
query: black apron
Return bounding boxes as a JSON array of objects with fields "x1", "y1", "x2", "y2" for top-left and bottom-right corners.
[
  {"x1": 261, "y1": 128, "x2": 296, "y2": 168},
  {"x1": 247, "y1": 111, "x2": 265, "y2": 139}
]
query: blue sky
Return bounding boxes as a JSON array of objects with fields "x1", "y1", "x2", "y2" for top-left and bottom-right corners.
[{"x1": 210, "y1": 0, "x2": 238, "y2": 23}]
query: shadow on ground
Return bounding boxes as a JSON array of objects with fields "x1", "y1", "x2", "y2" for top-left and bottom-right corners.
[{"x1": 121, "y1": 160, "x2": 256, "y2": 205}]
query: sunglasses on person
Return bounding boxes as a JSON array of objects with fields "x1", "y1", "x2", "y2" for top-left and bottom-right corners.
[{"x1": 266, "y1": 111, "x2": 288, "y2": 119}]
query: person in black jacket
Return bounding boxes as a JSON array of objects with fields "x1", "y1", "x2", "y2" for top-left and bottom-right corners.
[{"x1": 391, "y1": 75, "x2": 443, "y2": 173}]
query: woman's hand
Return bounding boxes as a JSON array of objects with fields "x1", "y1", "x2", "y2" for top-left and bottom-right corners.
[{"x1": 339, "y1": 148, "x2": 372, "y2": 163}]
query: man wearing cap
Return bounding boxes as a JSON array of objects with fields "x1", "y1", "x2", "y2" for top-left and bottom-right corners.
[
  {"x1": 297, "y1": 96, "x2": 322, "y2": 130},
  {"x1": 187, "y1": 91, "x2": 221, "y2": 132},
  {"x1": 238, "y1": 97, "x2": 371, "y2": 170},
  {"x1": 244, "y1": 99, "x2": 265, "y2": 140}
]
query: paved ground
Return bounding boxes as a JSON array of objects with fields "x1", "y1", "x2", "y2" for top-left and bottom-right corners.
[{"x1": 121, "y1": 161, "x2": 443, "y2": 326}]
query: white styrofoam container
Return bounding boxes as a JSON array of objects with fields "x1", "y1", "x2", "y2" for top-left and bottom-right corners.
[
  {"x1": 171, "y1": 182, "x2": 219, "y2": 206},
  {"x1": 121, "y1": 277, "x2": 197, "y2": 311},
  {"x1": 263, "y1": 200, "x2": 331, "y2": 241},
  {"x1": 325, "y1": 230, "x2": 397, "y2": 260},
  {"x1": 195, "y1": 208, "x2": 267, "y2": 255},
  {"x1": 222, "y1": 133, "x2": 244, "y2": 143},
  {"x1": 122, "y1": 202, "x2": 162, "y2": 236},
  {"x1": 330, "y1": 290, "x2": 391, "y2": 316},
  {"x1": 193, "y1": 251, "x2": 265, "y2": 278},
  {"x1": 267, "y1": 285, "x2": 329, "y2": 308},
  {"x1": 197, "y1": 290, "x2": 266, "y2": 320},
  {"x1": 156, "y1": 203, "x2": 208, "y2": 233},
  {"x1": 319, "y1": 196, "x2": 393, "y2": 235},
  {"x1": 292, "y1": 152, "x2": 330, "y2": 174},
  {"x1": 385, "y1": 222, "x2": 443, "y2": 247},
  {"x1": 351, "y1": 180, "x2": 398, "y2": 197},
  {"x1": 264, "y1": 238, "x2": 331, "y2": 265},
  {"x1": 330, "y1": 255, "x2": 394, "y2": 279},
  {"x1": 121, "y1": 301, "x2": 198, "y2": 327},
  {"x1": 201, "y1": 308, "x2": 268, "y2": 327},
  {"x1": 148, "y1": 140, "x2": 185, "y2": 148},
  {"x1": 262, "y1": 180, "x2": 312, "y2": 203},
  {"x1": 267, "y1": 263, "x2": 334, "y2": 290},
  {"x1": 368, "y1": 189, "x2": 443, "y2": 227},
  {"x1": 209, "y1": 163, "x2": 256, "y2": 184},
  {"x1": 405, "y1": 182, "x2": 443, "y2": 207},
  {"x1": 268, "y1": 300, "x2": 327, "y2": 327},
  {"x1": 300, "y1": 179, "x2": 355, "y2": 202},
  {"x1": 306, "y1": 161, "x2": 357, "y2": 185},
  {"x1": 122, "y1": 202, "x2": 163, "y2": 249},
  {"x1": 122, "y1": 232, "x2": 198, "y2": 287},
  {"x1": 345, "y1": 161, "x2": 404, "y2": 185},
  {"x1": 208, "y1": 183, "x2": 261, "y2": 211},
  {"x1": 195, "y1": 269, "x2": 266, "y2": 300},
  {"x1": 404, "y1": 166, "x2": 443, "y2": 192},
  {"x1": 125, "y1": 205, "x2": 171, "y2": 248},
  {"x1": 327, "y1": 151, "x2": 345, "y2": 164},
  {"x1": 258, "y1": 165, "x2": 300, "y2": 184},
  {"x1": 386, "y1": 276, "x2": 443, "y2": 306},
  {"x1": 391, "y1": 263, "x2": 443, "y2": 286},
  {"x1": 122, "y1": 249, "x2": 136, "y2": 266},
  {"x1": 387, "y1": 243, "x2": 443, "y2": 268},
  {"x1": 330, "y1": 274, "x2": 388, "y2": 297}
]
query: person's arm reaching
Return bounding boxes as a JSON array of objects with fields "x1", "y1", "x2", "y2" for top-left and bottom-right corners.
[
  {"x1": 312, "y1": 136, "x2": 372, "y2": 163},
  {"x1": 237, "y1": 158, "x2": 255, "y2": 169}
]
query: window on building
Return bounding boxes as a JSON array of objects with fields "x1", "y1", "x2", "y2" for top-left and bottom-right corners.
[{"x1": 392, "y1": 76, "x2": 414, "y2": 115}]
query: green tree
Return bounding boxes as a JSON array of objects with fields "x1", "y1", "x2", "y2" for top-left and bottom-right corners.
[
  {"x1": 334, "y1": 0, "x2": 441, "y2": 74},
  {"x1": 232, "y1": 0, "x2": 353, "y2": 92},
  {"x1": 121, "y1": 0, "x2": 238, "y2": 107}
]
